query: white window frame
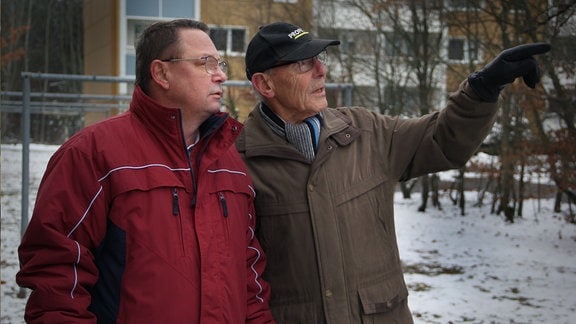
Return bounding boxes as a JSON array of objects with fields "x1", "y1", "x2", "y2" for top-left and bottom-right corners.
[
  {"x1": 209, "y1": 26, "x2": 248, "y2": 56},
  {"x1": 120, "y1": 0, "x2": 200, "y2": 91}
]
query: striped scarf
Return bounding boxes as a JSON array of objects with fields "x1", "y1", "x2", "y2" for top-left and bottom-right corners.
[{"x1": 259, "y1": 103, "x2": 322, "y2": 162}]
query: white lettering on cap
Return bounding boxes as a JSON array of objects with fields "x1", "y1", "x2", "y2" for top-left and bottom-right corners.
[{"x1": 288, "y1": 28, "x2": 309, "y2": 40}]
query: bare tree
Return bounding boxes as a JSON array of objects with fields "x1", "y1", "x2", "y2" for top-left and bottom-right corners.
[
  {"x1": 1, "y1": 0, "x2": 84, "y2": 143},
  {"x1": 448, "y1": 0, "x2": 575, "y2": 222},
  {"x1": 316, "y1": 0, "x2": 447, "y2": 209}
]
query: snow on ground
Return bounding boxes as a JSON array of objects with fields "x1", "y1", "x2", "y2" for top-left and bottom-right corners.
[
  {"x1": 2, "y1": 144, "x2": 576, "y2": 323},
  {"x1": 395, "y1": 197, "x2": 576, "y2": 323}
]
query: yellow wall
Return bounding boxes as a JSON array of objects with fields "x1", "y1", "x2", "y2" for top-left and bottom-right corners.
[
  {"x1": 84, "y1": 0, "x2": 120, "y2": 86},
  {"x1": 83, "y1": 0, "x2": 121, "y2": 125}
]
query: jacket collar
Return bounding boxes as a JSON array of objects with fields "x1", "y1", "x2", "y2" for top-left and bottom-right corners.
[
  {"x1": 237, "y1": 104, "x2": 361, "y2": 156},
  {"x1": 130, "y1": 86, "x2": 233, "y2": 146},
  {"x1": 321, "y1": 108, "x2": 361, "y2": 147},
  {"x1": 130, "y1": 85, "x2": 182, "y2": 138}
]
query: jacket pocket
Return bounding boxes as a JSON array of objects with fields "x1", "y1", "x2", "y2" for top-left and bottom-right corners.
[
  {"x1": 333, "y1": 173, "x2": 388, "y2": 206},
  {"x1": 206, "y1": 170, "x2": 254, "y2": 249},
  {"x1": 358, "y1": 279, "x2": 409, "y2": 315},
  {"x1": 104, "y1": 166, "x2": 190, "y2": 255},
  {"x1": 207, "y1": 176, "x2": 254, "y2": 218}
]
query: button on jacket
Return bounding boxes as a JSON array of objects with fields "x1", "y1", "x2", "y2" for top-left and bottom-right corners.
[
  {"x1": 236, "y1": 81, "x2": 498, "y2": 323},
  {"x1": 17, "y1": 86, "x2": 274, "y2": 323}
]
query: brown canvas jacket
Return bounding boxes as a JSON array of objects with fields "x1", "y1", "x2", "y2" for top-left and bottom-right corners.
[{"x1": 236, "y1": 81, "x2": 498, "y2": 323}]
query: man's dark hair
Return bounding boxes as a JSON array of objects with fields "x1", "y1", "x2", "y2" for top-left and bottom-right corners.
[{"x1": 135, "y1": 19, "x2": 209, "y2": 94}]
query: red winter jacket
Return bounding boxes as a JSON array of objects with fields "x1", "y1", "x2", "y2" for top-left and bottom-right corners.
[{"x1": 17, "y1": 86, "x2": 274, "y2": 323}]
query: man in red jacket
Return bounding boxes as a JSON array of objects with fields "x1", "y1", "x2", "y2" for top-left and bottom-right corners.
[{"x1": 17, "y1": 19, "x2": 275, "y2": 323}]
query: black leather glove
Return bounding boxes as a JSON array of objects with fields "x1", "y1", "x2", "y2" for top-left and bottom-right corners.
[{"x1": 468, "y1": 43, "x2": 551, "y2": 102}]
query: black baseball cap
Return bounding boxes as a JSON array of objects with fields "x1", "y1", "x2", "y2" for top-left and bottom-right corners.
[{"x1": 245, "y1": 22, "x2": 340, "y2": 80}]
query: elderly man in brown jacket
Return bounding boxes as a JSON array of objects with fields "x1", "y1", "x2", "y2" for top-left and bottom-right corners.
[{"x1": 236, "y1": 21, "x2": 550, "y2": 323}]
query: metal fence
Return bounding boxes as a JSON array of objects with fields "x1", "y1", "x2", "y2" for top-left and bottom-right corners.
[{"x1": 4, "y1": 72, "x2": 353, "y2": 247}]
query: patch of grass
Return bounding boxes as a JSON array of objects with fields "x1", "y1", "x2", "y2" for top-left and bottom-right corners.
[
  {"x1": 403, "y1": 262, "x2": 464, "y2": 276},
  {"x1": 407, "y1": 282, "x2": 432, "y2": 292}
]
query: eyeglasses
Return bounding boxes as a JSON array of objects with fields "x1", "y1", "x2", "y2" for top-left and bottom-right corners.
[
  {"x1": 161, "y1": 56, "x2": 228, "y2": 75},
  {"x1": 297, "y1": 50, "x2": 328, "y2": 73},
  {"x1": 274, "y1": 50, "x2": 328, "y2": 74}
]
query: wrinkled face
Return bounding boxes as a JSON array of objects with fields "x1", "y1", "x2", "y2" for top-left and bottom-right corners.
[
  {"x1": 161, "y1": 29, "x2": 227, "y2": 119},
  {"x1": 263, "y1": 56, "x2": 329, "y2": 123}
]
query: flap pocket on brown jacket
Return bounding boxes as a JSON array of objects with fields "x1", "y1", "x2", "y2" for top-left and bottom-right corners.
[
  {"x1": 358, "y1": 280, "x2": 409, "y2": 315},
  {"x1": 334, "y1": 174, "x2": 388, "y2": 206}
]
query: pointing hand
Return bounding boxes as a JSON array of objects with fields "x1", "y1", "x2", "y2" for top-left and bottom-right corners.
[{"x1": 468, "y1": 43, "x2": 551, "y2": 102}]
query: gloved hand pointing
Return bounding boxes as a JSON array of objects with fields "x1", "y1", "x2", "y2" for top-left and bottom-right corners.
[{"x1": 468, "y1": 43, "x2": 551, "y2": 102}]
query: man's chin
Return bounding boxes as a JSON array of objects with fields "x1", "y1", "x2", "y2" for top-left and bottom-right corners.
[{"x1": 312, "y1": 99, "x2": 329, "y2": 110}]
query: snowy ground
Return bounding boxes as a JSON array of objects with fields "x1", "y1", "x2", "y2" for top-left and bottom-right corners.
[{"x1": 2, "y1": 143, "x2": 575, "y2": 323}]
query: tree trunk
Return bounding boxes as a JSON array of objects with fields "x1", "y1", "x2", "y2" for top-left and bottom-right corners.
[
  {"x1": 418, "y1": 175, "x2": 429, "y2": 212},
  {"x1": 430, "y1": 173, "x2": 442, "y2": 210},
  {"x1": 554, "y1": 190, "x2": 563, "y2": 213},
  {"x1": 475, "y1": 175, "x2": 493, "y2": 208},
  {"x1": 517, "y1": 159, "x2": 525, "y2": 218},
  {"x1": 499, "y1": 99, "x2": 515, "y2": 223},
  {"x1": 449, "y1": 182, "x2": 458, "y2": 205},
  {"x1": 491, "y1": 180, "x2": 500, "y2": 215},
  {"x1": 400, "y1": 180, "x2": 414, "y2": 199},
  {"x1": 458, "y1": 168, "x2": 465, "y2": 216}
]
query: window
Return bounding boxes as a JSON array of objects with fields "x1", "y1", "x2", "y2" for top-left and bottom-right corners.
[
  {"x1": 448, "y1": 39, "x2": 465, "y2": 60},
  {"x1": 125, "y1": 19, "x2": 161, "y2": 77},
  {"x1": 126, "y1": 54, "x2": 136, "y2": 76},
  {"x1": 385, "y1": 32, "x2": 413, "y2": 57},
  {"x1": 448, "y1": 0, "x2": 482, "y2": 11},
  {"x1": 210, "y1": 27, "x2": 247, "y2": 55},
  {"x1": 126, "y1": 0, "x2": 195, "y2": 18},
  {"x1": 468, "y1": 38, "x2": 479, "y2": 61},
  {"x1": 124, "y1": 0, "x2": 197, "y2": 77},
  {"x1": 384, "y1": 85, "x2": 422, "y2": 116},
  {"x1": 339, "y1": 30, "x2": 375, "y2": 56},
  {"x1": 384, "y1": 32, "x2": 441, "y2": 58},
  {"x1": 162, "y1": 0, "x2": 195, "y2": 18},
  {"x1": 341, "y1": 38, "x2": 356, "y2": 56},
  {"x1": 127, "y1": 0, "x2": 158, "y2": 16},
  {"x1": 127, "y1": 20, "x2": 156, "y2": 48},
  {"x1": 448, "y1": 38, "x2": 479, "y2": 62}
]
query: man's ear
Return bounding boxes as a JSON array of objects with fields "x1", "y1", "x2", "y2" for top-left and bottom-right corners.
[
  {"x1": 150, "y1": 60, "x2": 170, "y2": 90},
  {"x1": 251, "y1": 73, "x2": 275, "y2": 99}
]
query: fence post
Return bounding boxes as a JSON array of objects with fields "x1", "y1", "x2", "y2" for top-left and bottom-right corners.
[
  {"x1": 344, "y1": 84, "x2": 352, "y2": 107},
  {"x1": 18, "y1": 74, "x2": 31, "y2": 298},
  {"x1": 21, "y1": 74, "x2": 31, "y2": 238}
]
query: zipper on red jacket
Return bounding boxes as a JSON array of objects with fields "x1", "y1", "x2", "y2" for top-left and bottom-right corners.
[
  {"x1": 172, "y1": 187, "x2": 187, "y2": 255},
  {"x1": 172, "y1": 188, "x2": 180, "y2": 216},
  {"x1": 218, "y1": 192, "x2": 229, "y2": 217}
]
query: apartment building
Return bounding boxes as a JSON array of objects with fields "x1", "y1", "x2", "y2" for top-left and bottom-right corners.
[
  {"x1": 82, "y1": 1, "x2": 571, "y2": 123},
  {"x1": 313, "y1": 0, "x2": 562, "y2": 116},
  {"x1": 83, "y1": 0, "x2": 314, "y2": 121}
]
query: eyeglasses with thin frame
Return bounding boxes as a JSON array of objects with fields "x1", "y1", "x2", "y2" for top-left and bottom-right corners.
[
  {"x1": 273, "y1": 50, "x2": 328, "y2": 74},
  {"x1": 160, "y1": 56, "x2": 228, "y2": 75}
]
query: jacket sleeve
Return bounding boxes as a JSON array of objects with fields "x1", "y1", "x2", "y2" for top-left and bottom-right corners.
[
  {"x1": 16, "y1": 143, "x2": 108, "y2": 323},
  {"x1": 245, "y1": 203, "x2": 276, "y2": 323},
  {"x1": 391, "y1": 80, "x2": 499, "y2": 181}
]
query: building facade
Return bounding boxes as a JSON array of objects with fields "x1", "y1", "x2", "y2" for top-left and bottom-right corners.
[{"x1": 83, "y1": 0, "x2": 314, "y2": 121}]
